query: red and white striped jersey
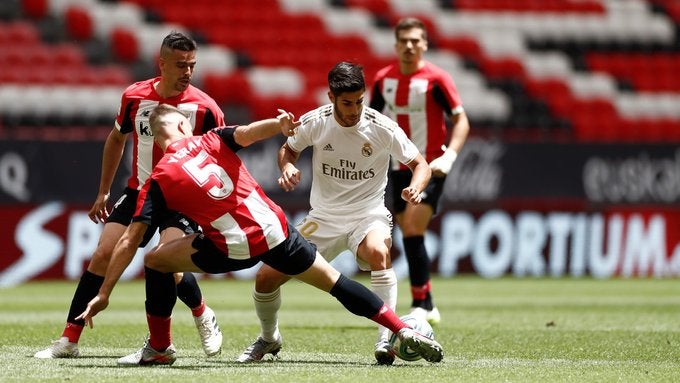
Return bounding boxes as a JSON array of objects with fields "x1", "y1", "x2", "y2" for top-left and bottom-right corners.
[
  {"x1": 135, "y1": 128, "x2": 288, "y2": 259},
  {"x1": 370, "y1": 62, "x2": 463, "y2": 170},
  {"x1": 115, "y1": 77, "x2": 225, "y2": 190}
]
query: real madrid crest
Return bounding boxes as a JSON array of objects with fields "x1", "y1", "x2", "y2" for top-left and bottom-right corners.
[{"x1": 361, "y1": 143, "x2": 373, "y2": 157}]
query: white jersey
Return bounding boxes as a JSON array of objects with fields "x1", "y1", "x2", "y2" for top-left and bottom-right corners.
[{"x1": 288, "y1": 104, "x2": 419, "y2": 215}]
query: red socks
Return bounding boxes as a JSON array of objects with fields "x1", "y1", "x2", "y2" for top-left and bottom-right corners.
[
  {"x1": 146, "y1": 314, "x2": 172, "y2": 351},
  {"x1": 62, "y1": 322, "x2": 84, "y2": 343},
  {"x1": 370, "y1": 304, "x2": 408, "y2": 333},
  {"x1": 411, "y1": 280, "x2": 431, "y2": 300},
  {"x1": 190, "y1": 299, "x2": 206, "y2": 317}
]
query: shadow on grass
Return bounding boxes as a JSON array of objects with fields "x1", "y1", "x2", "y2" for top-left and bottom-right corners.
[{"x1": 62, "y1": 356, "x2": 431, "y2": 369}]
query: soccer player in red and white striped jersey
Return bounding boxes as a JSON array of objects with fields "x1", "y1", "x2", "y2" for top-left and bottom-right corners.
[
  {"x1": 35, "y1": 32, "x2": 225, "y2": 360},
  {"x1": 370, "y1": 17, "x2": 471, "y2": 325}
]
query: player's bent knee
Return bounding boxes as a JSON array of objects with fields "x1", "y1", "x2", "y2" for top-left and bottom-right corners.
[
  {"x1": 362, "y1": 248, "x2": 391, "y2": 269},
  {"x1": 254, "y1": 266, "x2": 287, "y2": 292},
  {"x1": 144, "y1": 250, "x2": 170, "y2": 273},
  {"x1": 87, "y1": 246, "x2": 114, "y2": 273}
]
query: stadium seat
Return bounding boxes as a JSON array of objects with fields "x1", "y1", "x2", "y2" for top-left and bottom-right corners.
[
  {"x1": 5, "y1": 0, "x2": 680, "y2": 143},
  {"x1": 21, "y1": 0, "x2": 48, "y2": 19},
  {"x1": 63, "y1": 5, "x2": 93, "y2": 41},
  {"x1": 110, "y1": 27, "x2": 139, "y2": 63},
  {"x1": 202, "y1": 71, "x2": 253, "y2": 106},
  {"x1": 1, "y1": 20, "x2": 40, "y2": 45}
]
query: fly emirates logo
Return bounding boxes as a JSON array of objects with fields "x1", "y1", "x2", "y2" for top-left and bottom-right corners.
[{"x1": 321, "y1": 159, "x2": 375, "y2": 181}]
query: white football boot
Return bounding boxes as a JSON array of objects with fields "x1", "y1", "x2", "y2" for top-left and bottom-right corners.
[
  {"x1": 34, "y1": 337, "x2": 79, "y2": 359},
  {"x1": 236, "y1": 335, "x2": 282, "y2": 363},
  {"x1": 374, "y1": 340, "x2": 395, "y2": 365},
  {"x1": 117, "y1": 338, "x2": 176, "y2": 366},
  {"x1": 194, "y1": 306, "x2": 223, "y2": 356},
  {"x1": 397, "y1": 327, "x2": 444, "y2": 363},
  {"x1": 410, "y1": 306, "x2": 441, "y2": 326}
]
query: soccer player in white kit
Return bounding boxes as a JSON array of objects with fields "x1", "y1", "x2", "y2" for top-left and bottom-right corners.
[{"x1": 238, "y1": 62, "x2": 431, "y2": 365}]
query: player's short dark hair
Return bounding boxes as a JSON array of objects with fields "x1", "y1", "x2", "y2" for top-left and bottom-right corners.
[
  {"x1": 328, "y1": 62, "x2": 365, "y2": 96},
  {"x1": 160, "y1": 31, "x2": 197, "y2": 55},
  {"x1": 394, "y1": 17, "x2": 428, "y2": 41}
]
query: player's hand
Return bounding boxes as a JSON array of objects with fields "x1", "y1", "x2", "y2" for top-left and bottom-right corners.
[
  {"x1": 429, "y1": 146, "x2": 458, "y2": 177},
  {"x1": 88, "y1": 192, "x2": 110, "y2": 224},
  {"x1": 401, "y1": 186, "x2": 423, "y2": 205},
  {"x1": 277, "y1": 109, "x2": 301, "y2": 137},
  {"x1": 75, "y1": 294, "x2": 110, "y2": 329},
  {"x1": 278, "y1": 164, "x2": 301, "y2": 192}
]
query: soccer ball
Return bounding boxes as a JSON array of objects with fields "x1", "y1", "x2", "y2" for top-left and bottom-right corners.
[{"x1": 388, "y1": 314, "x2": 435, "y2": 361}]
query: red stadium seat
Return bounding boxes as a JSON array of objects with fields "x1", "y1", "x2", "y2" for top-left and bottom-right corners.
[
  {"x1": 110, "y1": 27, "x2": 139, "y2": 63},
  {"x1": 437, "y1": 36, "x2": 483, "y2": 61},
  {"x1": 3, "y1": 20, "x2": 41, "y2": 45},
  {"x1": 64, "y1": 5, "x2": 93, "y2": 41},
  {"x1": 52, "y1": 44, "x2": 87, "y2": 67},
  {"x1": 479, "y1": 57, "x2": 526, "y2": 81},
  {"x1": 21, "y1": 0, "x2": 49, "y2": 19},
  {"x1": 202, "y1": 71, "x2": 253, "y2": 105},
  {"x1": 96, "y1": 65, "x2": 133, "y2": 85}
]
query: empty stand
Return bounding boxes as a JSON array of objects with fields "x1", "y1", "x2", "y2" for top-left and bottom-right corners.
[{"x1": 2, "y1": 0, "x2": 680, "y2": 144}]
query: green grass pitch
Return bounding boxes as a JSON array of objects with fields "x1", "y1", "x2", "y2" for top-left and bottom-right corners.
[{"x1": 1, "y1": 276, "x2": 679, "y2": 382}]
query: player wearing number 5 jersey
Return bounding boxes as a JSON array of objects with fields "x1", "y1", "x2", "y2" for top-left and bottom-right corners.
[
  {"x1": 35, "y1": 32, "x2": 224, "y2": 360},
  {"x1": 239, "y1": 62, "x2": 431, "y2": 366},
  {"x1": 76, "y1": 104, "x2": 444, "y2": 366}
]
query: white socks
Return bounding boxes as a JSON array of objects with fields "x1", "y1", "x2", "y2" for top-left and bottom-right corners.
[
  {"x1": 253, "y1": 288, "x2": 281, "y2": 342},
  {"x1": 254, "y1": 270, "x2": 397, "y2": 344},
  {"x1": 371, "y1": 268, "x2": 397, "y2": 343}
]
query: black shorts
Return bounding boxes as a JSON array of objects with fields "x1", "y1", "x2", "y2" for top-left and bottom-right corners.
[
  {"x1": 190, "y1": 225, "x2": 317, "y2": 275},
  {"x1": 391, "y1": 170, "x2": 446, "y2": 215},
  {"x1": 107, "y1": 187, "x2": 200, "y2": 247}
]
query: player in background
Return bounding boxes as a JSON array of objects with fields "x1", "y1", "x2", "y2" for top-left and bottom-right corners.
[
  {"x1": 237, "y1": 62, "x2": 431, "y2": 366},
  {"x1": 75, "y1": 104, "x2": 444, "y2": 366},
  {"x1": 369, "y1": 17, "x2": 470, "y2": 325},
  {"x1": 35, "y1": 32, "x2": 224, "y2": 359}
]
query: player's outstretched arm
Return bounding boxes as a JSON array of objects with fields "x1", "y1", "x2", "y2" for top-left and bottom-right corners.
[
  {"x1": 234, "y1": 109, "x2": 300, "y2": 147},
  {"x1": 75, "y1": 222, "x2": 147, "y2": 327}
]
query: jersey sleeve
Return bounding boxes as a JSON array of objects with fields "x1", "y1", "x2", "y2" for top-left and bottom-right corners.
[
  {"x1": 114, "y1": 93, "x2": 135, "y2": 134},
  {"x1": 432, "y1": 69, "x2": 463, "y2": 115},
  {"x1": 199, "y1": 100, "x2": 226, "y2": 134},
  {"x1": 390, "y1": 125, "x2": 420, "y2": 165},
  {"x1": 286, "y1": 119, "x2": 312, "y2": 153},
  {"x1": 214, "y1": 126, "x2": 243, "y2": 152},
  {"x1": 368, "y1": 81, "x2": 386, "y2": 112},
  {"x1": 200, "y1": 107, "x2": 220, "y2": 134}
]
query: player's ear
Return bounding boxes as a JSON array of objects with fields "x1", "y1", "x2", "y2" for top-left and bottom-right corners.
[
  {"x1": 178, "y1": 120, "x2": 191, "y2": 136},
  {"x1": 327, "y1": 91, "x2": 334, "y2": 103}
]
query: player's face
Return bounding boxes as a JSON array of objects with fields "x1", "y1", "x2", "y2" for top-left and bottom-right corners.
[
  {"x1": 395, "y1": 27, "x2": 427, "y2": 65},
  {"x1": 159, "y1": 49, "x2": 197, "y2": 94},
  {"x1": 330, "y1": 90, "x2": 364, "y2": 127}
]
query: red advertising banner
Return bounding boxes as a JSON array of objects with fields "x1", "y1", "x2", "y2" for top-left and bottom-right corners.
[
  {"x1": 2, "y1": 203, "x2": 679, "y2": 286},
  {"x1": 2, "y1": 138, "x2": 678, "y2": 284},
  {"x1": 0, "y1": 203, "x2": 149, "y2": 287}
]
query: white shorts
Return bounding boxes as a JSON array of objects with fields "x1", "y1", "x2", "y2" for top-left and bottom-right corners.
[{"x1": 295, "y1": 206, "x2": 393, "y2": 271}]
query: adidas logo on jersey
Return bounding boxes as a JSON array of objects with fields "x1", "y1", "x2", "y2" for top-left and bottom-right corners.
[{"x1": 323, "y1": 143, "x2": 334, "y2": 151}]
